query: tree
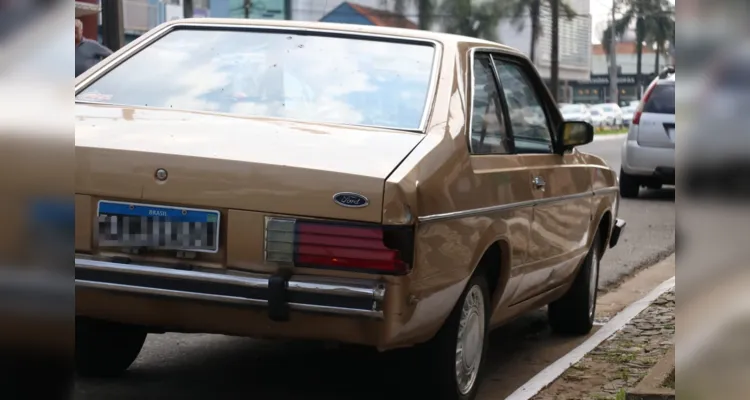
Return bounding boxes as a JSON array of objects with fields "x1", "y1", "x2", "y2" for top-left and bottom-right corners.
[
  {"x1": 601, "y1": 0, "x2": 674, "y2": 98},
  {"x1": 646, "y1": 9, "x2": 675, "y2": 73},
  {"x1": 439, "y1": 0, "x2": 507, "y2": 40},
  {"x1": 508, "y1": 0, "x2": 577, "y2": 64},
  {"x1": 388, "y1": 0, "x2": 435, "y2": 30}
]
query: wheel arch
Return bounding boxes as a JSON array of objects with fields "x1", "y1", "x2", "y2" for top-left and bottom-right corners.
[{"x1": 470, "y1": 239, "x2": 512, "y2": 308}]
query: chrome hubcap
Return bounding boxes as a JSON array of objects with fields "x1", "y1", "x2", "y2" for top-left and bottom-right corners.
[
  {"x1": 588, "y1": 245, "x2": 600, "y2": 318},
  {"x1": 455, "y1": 285, "x2": 486, "y2": 395}
]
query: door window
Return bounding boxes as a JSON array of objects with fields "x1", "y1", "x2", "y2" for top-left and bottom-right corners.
[
  {"x1": 470, "y1": 54, "x2": 511, "y2": 155},
  {"x1": 492, "y1": 60, "x2": 554, "y2": 153}
]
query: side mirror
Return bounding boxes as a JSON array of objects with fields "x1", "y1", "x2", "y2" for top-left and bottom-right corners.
[{"x1": 557, "y1": 121, "x2": 594, "y2": 151}]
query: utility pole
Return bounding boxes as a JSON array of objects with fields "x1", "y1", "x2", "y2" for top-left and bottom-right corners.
[
  {"x1": 100, "y1": 0, "x2": 124, "y2": 51},
  {"x1": 183, "y1": 0, "x2": 193, "y2": 19},
  {"x1": 550, "y1": 0, "x2": 560, "y2": 102},
  {"x1": 608, "y1": 0, "x2": 618, "y2": 104},
  {"x1": 244, "y1": 0, "x2": 252, "y2": 18}
]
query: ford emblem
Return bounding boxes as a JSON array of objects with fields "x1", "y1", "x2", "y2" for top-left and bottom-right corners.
[{"x1": 333, "y1": 192, "x2": 369, "y2": 208}]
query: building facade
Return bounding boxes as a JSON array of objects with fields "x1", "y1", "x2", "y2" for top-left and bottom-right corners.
[
  {"x1": 569, "y1": 41, "x2": 671, "y2": 104},
  {"x1": 495, "y1": 0, "x2": 592, "y2": 85}
]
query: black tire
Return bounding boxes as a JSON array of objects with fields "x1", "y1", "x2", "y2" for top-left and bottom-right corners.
[
  {"x1": 548, "y1": 231, "x2": 602, "y2": 336},
  {"x1": 76, "y1": 318, "x2": 147, "y2": 378},
  {"x1": 619, "y1": 169, "x2": 640, "y2": 198},
  {"x1": 419, "y1": 275, "x2": 491, "y2": 400}
]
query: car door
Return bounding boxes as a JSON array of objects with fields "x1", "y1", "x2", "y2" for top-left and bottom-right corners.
[
  {"x1": 468, "y1": 52, "x2": 535, "y2": 307},
  {"x1": 490, "y1": 54, "x2": 593, "y2": 300}
]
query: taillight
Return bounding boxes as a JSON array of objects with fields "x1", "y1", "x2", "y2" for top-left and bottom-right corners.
[
  {"x1": 264, "y1": 217, "x2": 413, "y2": 274},
  {"x1": 632, "y1": 81, "x2": 658, "y2": 125}
]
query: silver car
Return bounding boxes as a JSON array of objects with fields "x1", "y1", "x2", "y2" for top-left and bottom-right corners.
[{"x1": 620, "y1": 71, "x2": 675, "y2": 198}]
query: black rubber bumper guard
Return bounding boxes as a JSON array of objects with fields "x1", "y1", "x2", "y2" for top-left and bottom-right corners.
[
  {"x1": 609, "y1": 218, "x2": 627, "y2": 248},
  {"x1": 74, "y1": 258, "x2": 386, "y2": 321}
]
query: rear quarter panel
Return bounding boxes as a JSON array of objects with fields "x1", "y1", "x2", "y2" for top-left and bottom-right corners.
[
  {"x1": 380, "y1": 41, "x2": 534, "y2": 348},
  {"x1": 579, "y1": 151, "x2": 619, "y2": 246}
]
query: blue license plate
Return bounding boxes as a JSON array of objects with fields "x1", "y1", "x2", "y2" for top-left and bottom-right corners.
[{"x1": 96, "y1": 201, "x2": 220, "y2": 253}]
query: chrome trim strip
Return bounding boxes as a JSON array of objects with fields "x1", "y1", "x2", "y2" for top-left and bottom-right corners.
[
  {"x1": 74, "y1": 21, "x2": 443, "y2": 134},
  {"x1": 418, "y1": 189, "x2": 617, "y2": 223},
  {"x1": 287, "y1": 303, "x2": 381, "y2": 318},
  {"x1": 76, "y1": 281, "x2": 383, "y2": 319},
  {"x1": 287, "y1": 280, "x2": 383, "y2": 301},
  {"x1": 78, "y1": 259, "x2": 269, "y2": 289},
  {"x1": 77, "y1": 280, "x2": 268, "y2": 307},
  {"x1": 593, "y1": 187, "x2": 619, "y2": 196},
  {"x1": 75, "y1": 258, "x2": 384, "y2": 319}
]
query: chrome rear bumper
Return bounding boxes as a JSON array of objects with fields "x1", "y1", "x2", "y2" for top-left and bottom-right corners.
[{"x1": 75, "y1": 258, "x2": 385, "y2": 320}]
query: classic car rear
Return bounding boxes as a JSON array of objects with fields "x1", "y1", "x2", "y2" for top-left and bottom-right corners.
[{"x1": 75, "y1": 19, "x2": 624, "y2": 400}]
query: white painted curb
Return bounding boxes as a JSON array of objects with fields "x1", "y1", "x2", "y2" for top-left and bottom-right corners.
[{"x1": 505, "y1": 276, "x2": 676, "y2": 400}]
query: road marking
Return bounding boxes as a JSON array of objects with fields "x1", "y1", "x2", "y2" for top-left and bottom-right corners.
[
  {"x1": 505, "y1": 275, "x2": 675, "y2": 400},
  {"x1": 594, "y1": 133, "x2": 627, "y2": 141}
]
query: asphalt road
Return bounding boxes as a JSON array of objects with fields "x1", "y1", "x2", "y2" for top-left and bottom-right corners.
[
  {"x1": 75, "y1": 134, "x2": 675, "y2": 400},
  {"x1": 579, "y1": 134, "x2": 675, "y2": 288}
]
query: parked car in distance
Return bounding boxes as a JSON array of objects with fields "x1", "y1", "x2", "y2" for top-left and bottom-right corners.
[
  {"x1": 588, "y1": 107, "x2": 607, "y2": 127},
  {"x1": 620, "y1": 69, "x2": 675, "y2": 198},
  {"x1": 74, "y1": 18, "x2": 625, "y2": 400},
  {"x1": 621, "y1": 105, "x2": 637, "y2": 126},
  {"x1": 560, "y1": 103, "x2": 593, "y2": 125},
  {"x1": 592, "y1": 103, "x2": 624, "y2": 128}
]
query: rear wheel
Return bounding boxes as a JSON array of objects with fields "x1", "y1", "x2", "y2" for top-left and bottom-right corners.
[
  {"x1": 76, "y1": 318, "x2": 147, "y2": 378},
  {"x1": 548, "y1": 230, "x2": 602, "y2": 336},
  {"x1": 419, "y1": 275, "x2": 490, "y2": 400},
  {"x1": 619, "y1": 169, "x2": 640, "y2": 198}
]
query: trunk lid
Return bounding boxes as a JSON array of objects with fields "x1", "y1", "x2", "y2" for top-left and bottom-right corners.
[
  {"x1": 75, "y1": 104, "x2": 424, "y2": 224},
  {"x1": 636, "y1": 83, "x2": 676, "y2": 149}
]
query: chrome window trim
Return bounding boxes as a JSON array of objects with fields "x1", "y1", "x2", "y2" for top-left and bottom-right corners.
[
  {"x1": 74, "y1": 21, "x2": 443, "y2": 134},
  {"x1": 418, "y1": 186, "x2": 619, "y2": 223}
]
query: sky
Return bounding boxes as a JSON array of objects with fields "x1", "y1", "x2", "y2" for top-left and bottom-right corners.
[{"x1": 589, "y1": 0, "x2": 676, "y2": 44}]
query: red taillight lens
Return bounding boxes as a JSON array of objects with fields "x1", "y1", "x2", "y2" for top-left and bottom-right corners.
[
  {"x1": 632, "y1": 80, "x2": 658, "y2": 125},
  {"x1": 265, "y1": 217, "x2": 411, "y2": 274}
]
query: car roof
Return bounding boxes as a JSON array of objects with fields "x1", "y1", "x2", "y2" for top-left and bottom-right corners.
[{"x1": 161, "y1": 18, "x2": 524, "y2": 56}]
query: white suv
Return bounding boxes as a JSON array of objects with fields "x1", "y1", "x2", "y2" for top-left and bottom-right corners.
[{"x1": 619, "y1": 69, "x2": 675, "y2": 198}]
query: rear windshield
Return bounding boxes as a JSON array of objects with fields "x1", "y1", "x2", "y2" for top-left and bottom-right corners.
[
  {"x1": 75, "y1": 28, "x2": 436, "y2": 131},
  {"x1": 643, "y1": 84, "x2": 675, "y2": 114}
]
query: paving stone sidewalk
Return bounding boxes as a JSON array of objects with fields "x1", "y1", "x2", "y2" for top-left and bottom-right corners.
[{"x1": 532, "y1": 289, "x2": 675, "y2": 400}]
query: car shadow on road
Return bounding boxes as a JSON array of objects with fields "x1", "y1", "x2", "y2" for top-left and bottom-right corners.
[
  {"x1": 634, "y1": 187, "x2": 675, "y2": 202},
  {"x1": 75, "y1": 308, "x2": 596, "y2": 400}
]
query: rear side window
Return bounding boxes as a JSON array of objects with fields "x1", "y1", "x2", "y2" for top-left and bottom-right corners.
[{"x1": 643, "y1": 84, "x2": 675, "y2": 114}]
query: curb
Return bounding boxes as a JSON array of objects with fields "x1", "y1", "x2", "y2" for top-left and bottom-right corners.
[
  {"x1": 505, "y1": 276, "x2": 675, "y2": 400},
  {"x1": 626, "y1": 346, "x2": 676, "y2": 400}
]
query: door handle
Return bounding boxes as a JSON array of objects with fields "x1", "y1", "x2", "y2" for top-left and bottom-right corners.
[{"x1": 532, "y1": 176, "x2": 546, "y2": 191}]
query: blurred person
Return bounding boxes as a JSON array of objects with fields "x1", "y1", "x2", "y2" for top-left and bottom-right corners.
[{"x1": 75, "y1": 19, "x2": 112, "y2": 78}]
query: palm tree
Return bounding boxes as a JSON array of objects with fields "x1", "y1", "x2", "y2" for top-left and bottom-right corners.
[
  {"x1": 601, "y1": 0, "x2": 674, "y2": 98},
  {"x1": 508, "y1": 0, "x2": 577, "y2": 64},
  {"x1": 646, "y1": 11, "x2": 675, "y2": 73},
  {"x1": 439, "y1": 0, "x2": 507, "y2": 40},
  {"x1": 388, "y1": 0, "x2": 435, "y2": 30}
]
